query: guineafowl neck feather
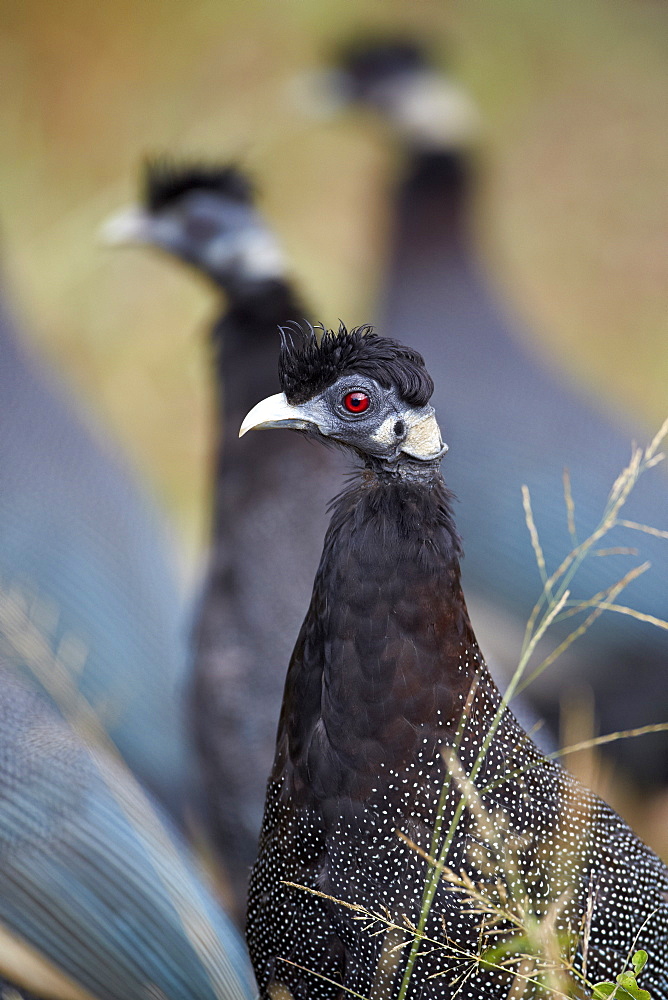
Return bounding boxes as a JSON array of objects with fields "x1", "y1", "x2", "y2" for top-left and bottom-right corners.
[
  {"x1": 276, "y1": 464, "x2": 488, "y2": 812},
  {"x1": 212, "y1": 280, "x2": 307, "y2": 426},
  {"x1": 394, "y1": 151, "x2": 472, "y2": 269},
  {"x1": 207, "y1": 278, "x2": 315, "y2": 578}
]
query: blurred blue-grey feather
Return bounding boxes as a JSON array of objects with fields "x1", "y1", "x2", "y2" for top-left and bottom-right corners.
[
  {"x1": 0, "y1": 289, "x2": 192, "y2": 817},
  {"x1": 0, "y1": 660, "x2": 255, "y2": 1000}
]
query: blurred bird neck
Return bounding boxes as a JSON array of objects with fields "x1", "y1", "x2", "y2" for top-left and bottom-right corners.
[
  {"x1": 207, "y1": 282, "x2": 312, "y2": 575},
  {"x1": 408, "y1": 148, "x2": 472, "y2": 192},
  {"x1": 213, "y1": 278, "x2": 307, "y2": 422},
  {"x1": 395, "y1": 149, "x2": 473, "y2": 257},
  {"x1": 278, "y1": 465, "x2": 487, "y2": 807}
]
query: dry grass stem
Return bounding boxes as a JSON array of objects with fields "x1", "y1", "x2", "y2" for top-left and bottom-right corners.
[
  {"x1": 618, "y1": 519, "x2": 668, "y2": 540},
  {"x1": 557, "y1": 563, "x2": 651, "y2": 621},
  {"x1": 595, "y1": 603, "x2": 668, "y2": 631},
  {"x1": 277, "y1": 959, "x2": 370, "y2": 1000},
  {"x1": 562, "y1": 469, "x2": 578, "y2": 549},
  {"x1": 518, "y1": 562, "x2": 661, "y2": 693},
  {"x1": 522, "y1": 485, "x2": 550, "y2": 591}
]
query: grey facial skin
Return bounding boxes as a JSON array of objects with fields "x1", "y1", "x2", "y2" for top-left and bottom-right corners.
[{"x1": 240, "y1": 376, "x2": 447, "y2": 463}]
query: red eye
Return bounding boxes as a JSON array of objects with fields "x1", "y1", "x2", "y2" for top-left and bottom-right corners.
[{"x1": 343, "y1": 391, "x2": 370, "y2": 414}]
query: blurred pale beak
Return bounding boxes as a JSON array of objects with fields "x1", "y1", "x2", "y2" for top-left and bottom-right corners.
[
  {"x1": 285, "y1": 68, "x2": 351, "y2": 119},
  {"x1": 239, "y1": 393, "x2": 317, "y2": 437},
  {"x1": 98, "y1": 206, "x2": 152, "y2": 245}
]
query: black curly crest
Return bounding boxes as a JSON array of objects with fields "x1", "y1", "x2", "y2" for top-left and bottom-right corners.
[
  {"x1": 143, "y1": 159, "x2": 254, "y2": 212},
  {"x1": 278, "y1": 322, "x2": 434, "y2": 407}
]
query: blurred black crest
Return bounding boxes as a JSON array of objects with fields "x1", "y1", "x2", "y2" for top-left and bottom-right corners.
[
  {"x1": 143, "y1": 159, "x2": 254, "y2": 212},
  {"x1": 278, "y1": 322, "x2": 434, "y2": 407},
  {"x1": 333, "y1": 37, "x2": 430, "y2": 94}
]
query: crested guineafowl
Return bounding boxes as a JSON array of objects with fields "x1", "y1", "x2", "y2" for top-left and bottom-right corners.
[
  {"x1": 242, "y1": 325, "x2": 668, "y2": 998},
  {"x1": 103, "y1": 163, "x2": 345, "y2": 916},
  {"x1": 317, "y1": 39, "x2": 668, "y2": 788}
]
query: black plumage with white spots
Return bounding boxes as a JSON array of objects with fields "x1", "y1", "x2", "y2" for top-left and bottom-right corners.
[{"x1": 243, "y1": 325, "x2": 668, "y2": 998}]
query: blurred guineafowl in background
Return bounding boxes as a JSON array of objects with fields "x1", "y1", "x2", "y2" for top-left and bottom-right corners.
[
  {"x1": 0, "y1": 282, "x2": 191, "y2": 820},
  {"x1": 242, "y1": 324, "x2": 668, "y2": 999},
  {"x1": 315, "y1": 38, "x2": 668, "y2": 787},
  {"x1": 103, "y1": 163, "x2": 345, "y2": 917},
  {"x1": 0, "y1": 652, "x2": 256, "y2": 1000}
]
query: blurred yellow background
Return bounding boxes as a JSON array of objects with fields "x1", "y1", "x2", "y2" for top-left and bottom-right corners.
[{"x1": 1, "y1": 0, "x2": 667, "y2": 576}]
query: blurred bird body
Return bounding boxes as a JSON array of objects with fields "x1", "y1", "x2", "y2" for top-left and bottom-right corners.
[
  {"x1": 0, "y1": 658, "x2": 255, "y2": 1000},
  {"x1": 103, "y1": 164, "x2": 346, "y2": 915},
  {"x1": 243, "y1": 326, "x2": 668, "y2": 998},
  {"x1": 324, "y1": 41, "x2": 668, "y2": 785},
  {"x1": 192, "y1": 285, "x2": 343, "y2": 913},
  {"x1": 0, "y1": 290, "x2": 191, "y2": 817}
]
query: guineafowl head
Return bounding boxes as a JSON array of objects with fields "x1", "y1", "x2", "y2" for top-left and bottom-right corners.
[
  {"x1": 101, "y1": 161, "x2": 286, "y2": 288},
  {"x1": 333, "y1": 38, "x2": 429, "y2": 102},
  {"x1": 240, "y1": 323, "x2": 447, "y2": 464},
  {"x1": 300, "y1": 36, "x2": 479, "y2": 153}
]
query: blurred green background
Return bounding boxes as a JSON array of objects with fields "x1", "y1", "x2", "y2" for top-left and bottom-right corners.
[{"x1": 1, "y1": 0, "x2": 667, "y2": 579}]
